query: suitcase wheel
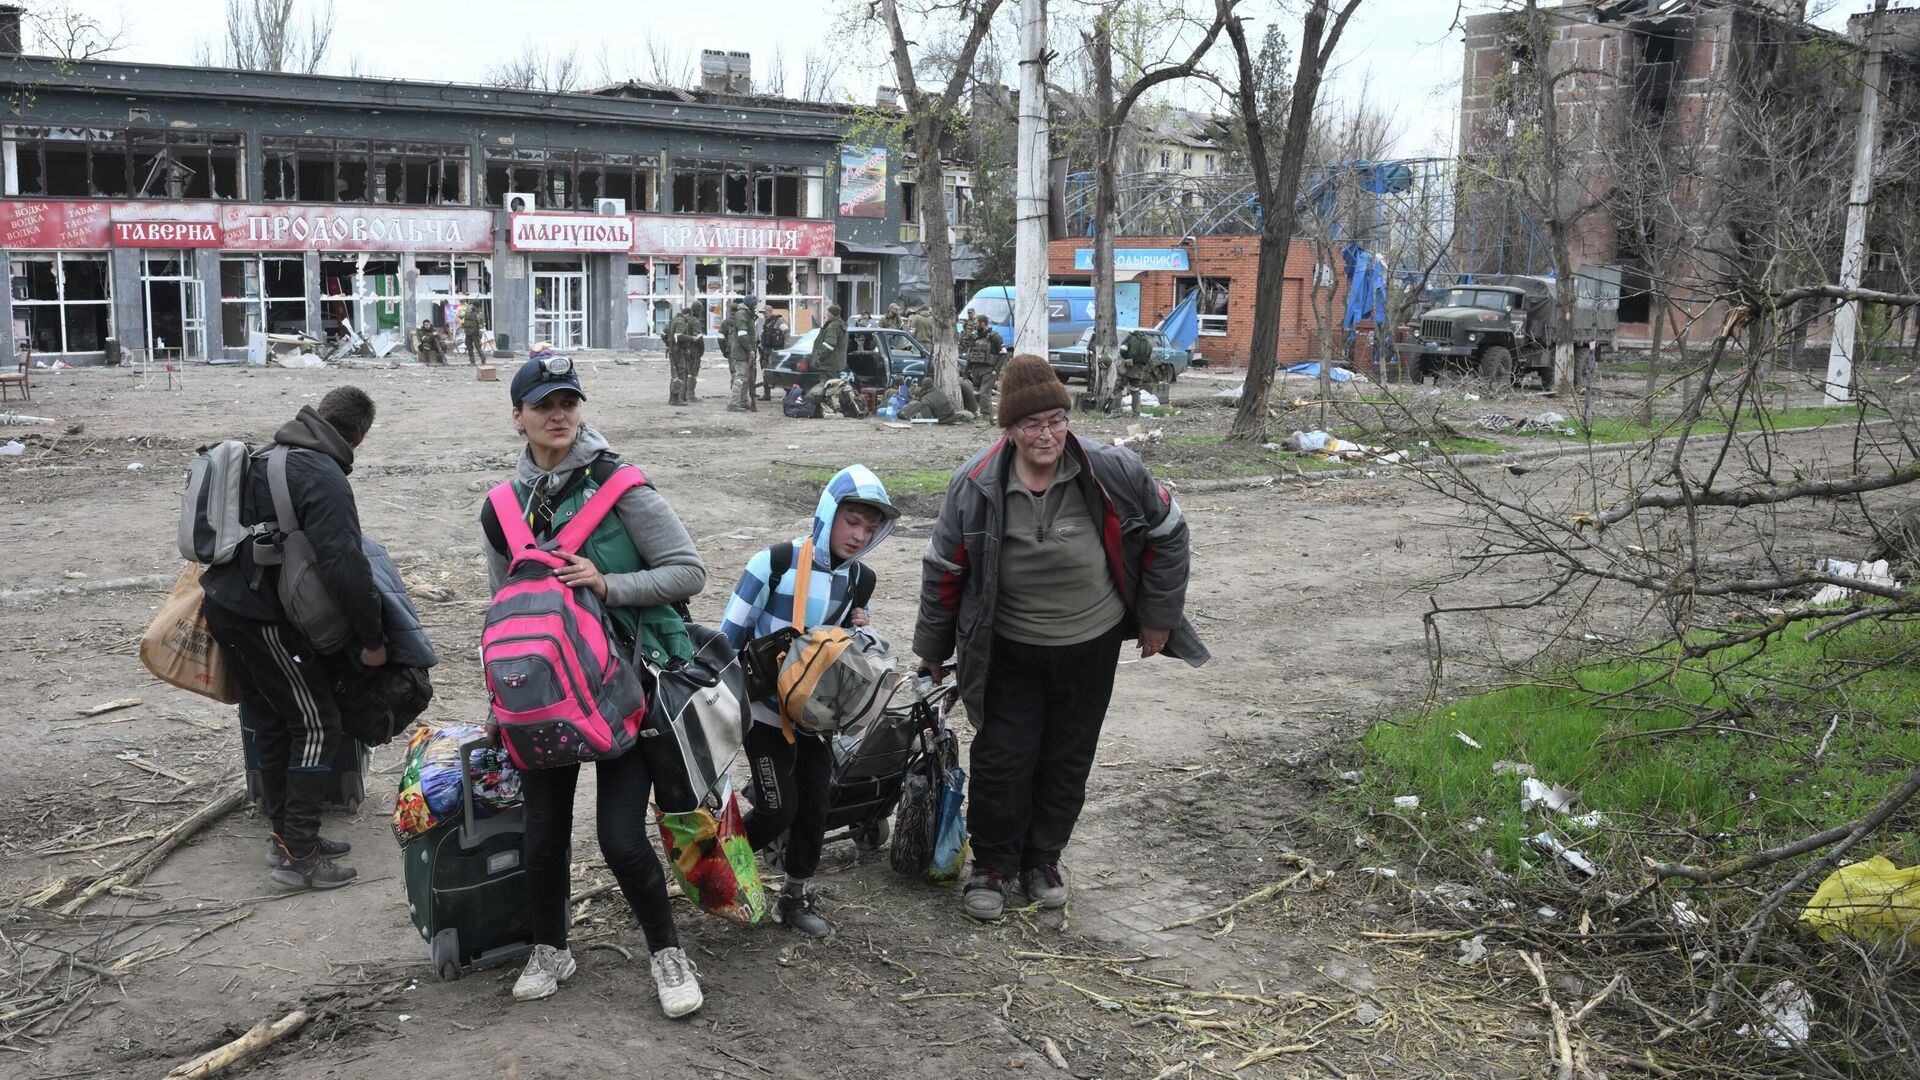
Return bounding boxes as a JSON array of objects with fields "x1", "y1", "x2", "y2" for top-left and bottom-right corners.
[
  {"x1": 856, "y1": 818, "x2": 891, "y2": 852},
  {"x1": 430, "y1": 929, "x2": 462, "y2": 982}
]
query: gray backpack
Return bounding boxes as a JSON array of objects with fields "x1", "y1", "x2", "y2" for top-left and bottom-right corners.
[
  {"x1": 250, "y1": 445, "x2": 351, "y2": 653},
  {"x1": 177, "y1": 440, "x2": 261, "y2": 566},
  {"x1": 774, "y1": 627, "x2": 898, "y2": 736}
]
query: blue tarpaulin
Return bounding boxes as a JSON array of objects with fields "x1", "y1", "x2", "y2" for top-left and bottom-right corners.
[
  {"x1": 1157, "y1": 291, "x2": 1199, "y2": 352},
  {"x1": 1285, "y1": 362, "x2": 1357, "y2": 382},
  {"x1": 1341, "y1": 244, "x2": 1389, "y2": 338}
]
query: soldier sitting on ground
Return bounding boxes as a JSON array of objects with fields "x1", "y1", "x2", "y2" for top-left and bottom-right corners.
[
  {"x1": 898, "y1": 376, "x2": 974, "y2": 424},
  {"x1": 416, "y1": 320, "x2": 446, "y2": 365}
]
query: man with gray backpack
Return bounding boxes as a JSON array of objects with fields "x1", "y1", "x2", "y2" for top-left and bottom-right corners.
[{"x1": 195, "y1": 386, "x2": 387, "y2": 890}]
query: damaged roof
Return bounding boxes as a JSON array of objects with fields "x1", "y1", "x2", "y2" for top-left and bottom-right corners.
[{"x1": 1590, "y1": 0, "x2": 1798, "y2": 20}]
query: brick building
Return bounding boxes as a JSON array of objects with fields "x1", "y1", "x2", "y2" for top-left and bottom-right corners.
[
  {"x1": 1045, "y1": 235, "x2": 1350, "y2": 370},
  {"x1": 1457, "y1": 0, "x2": 1920, "y2": 350}
]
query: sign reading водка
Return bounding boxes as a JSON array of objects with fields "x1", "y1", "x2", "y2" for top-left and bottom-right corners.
[{"x1": 509, "y1": 213, "x2": 635, "y2": 252}]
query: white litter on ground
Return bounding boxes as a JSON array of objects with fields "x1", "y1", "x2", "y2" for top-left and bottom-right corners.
[{"x1": 1737, "y1": 980, "x2": 1812, "y2": 1048}]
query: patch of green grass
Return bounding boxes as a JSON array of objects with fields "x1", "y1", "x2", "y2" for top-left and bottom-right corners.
[
  {"x1": 794, "y1": 466, "x2": 951, "y2": 496},
  {"x1": 1509, "y1": 404, "x2": 1877, "y2": 444},
  {"x1": 1167, "y1": 435, "x2": 1226, "y2": 447},
  {"x1": 1351, "y1": 621, "x2": 1920, "y2": 878}
]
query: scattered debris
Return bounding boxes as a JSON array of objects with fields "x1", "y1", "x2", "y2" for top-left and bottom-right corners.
[
  {"x1": 1338, "y1": 770, "x2": 1362, "y2": 784},
  {"x1": 1668, "y1": 901, "x2": 1708, "y2": 929},
  {"x1": 1736, "y1": 980, "x2": 1812, "y2": 1049},
  {"x1": 0, "y1": 439, "x2": 23, "y2": 456},
  {"x1": 1454, "y1": 934, "x2": 1488, "y2": 965},
  {"x1": 1492, "y1": 760, "x2": 1535, "y2": 777},
  {"x1": 164, "y1": 1009, "x2": 309, "y2": 1079},
  {"x1": 1356, "y1": 866, "x2": 1399, "y2": 878},
  {"x1": 1392, "y1": 794, "x2": 1420, "y2": 810},
  {"x1": 1453, "y1": 730, "x2": 1482, "y2": 749},
  {"x1": 1475, "y1": 411, "x2": 1576, "y2": 436},
  {"x1": 1353, "y1": 1003, "x2": 1385, "y2": 1025},
  {"x1": 1527, "y1": 832, "x2": 1598, "y2": 876},
  {"x1": 1520, "y1": 777, "x2": 1580, "y2": 814},
  {"x1": 1113, "y1": 427, "x2": 1164, "y2": 448},
  {"x1": 127, "y1": 462, "x2": 145, "y2": 471},
  {"x1": 79, "y1": 698, "x2": 142, "y2": 717},
  {"x1": 1812, "y1": 557, "x2": 1898, "y2": 605},
  {"x1": 1800, "y1": 855, "x2": 1920, "y2": 944},
  {"x1": 1, "y1": 411, "x2": 56, "y2": 426}
]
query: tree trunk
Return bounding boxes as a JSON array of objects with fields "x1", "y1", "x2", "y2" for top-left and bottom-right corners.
[
  {"x1": 914, "y1": 131, "x2": 965, "y2": 403},
  {"x1": 1640, "y1": 291, "x2": 1664, "y2": 427}
]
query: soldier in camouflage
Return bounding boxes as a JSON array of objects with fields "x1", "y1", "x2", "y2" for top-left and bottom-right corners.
[
  {"x1": 667, "y1": 304, "x2": 706, "y2": 406},
  {"x1": 963, "y1": 315, "x2": 1006, "y2": 418},
  {"x1": 723, "y1": 300, "x2": 756, "y2": 412},
  {"x1": 459, "y1": 302, "x2": 484, "y2": 364},
  {"x1": 880, "y1": 303, "x2": 904, "y2": 330},
  {"x1": 898, "y1": 375, "x2": 974, "y2": 424}
]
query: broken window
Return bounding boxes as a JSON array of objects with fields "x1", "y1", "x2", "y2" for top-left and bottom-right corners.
[
  {"x1": 414, "y1": 255, "x2": 492, "y2": 335},
  {"x1": 670, "y1": 158, "x2": 824, "y2": 217},
  {"x1": 2, "y1": 126, "x2": 243, "y2": 199},
  {"x1": 319, "y1": 254, "x2": 402, "y2": 342},
  {"x1": 481, "y1": 147, "x2": 655, "y2": 211},
  {"x1": 261, "y1": 136, "x2": 469, "y2": 204},
  {"x1": 220, "y1": 255, "x2": 309, "y2": 344},
  {"x1": 10, "y1": 252, "x2": 112, "y2": 353},
  {"x1": 1176, "y1": 276, "x2": 1231, "y2": 336}
]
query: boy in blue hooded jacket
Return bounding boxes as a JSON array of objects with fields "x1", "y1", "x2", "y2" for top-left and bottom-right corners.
[{"x1": 720, "y1": 464, "x2": 898, "y2": 935}]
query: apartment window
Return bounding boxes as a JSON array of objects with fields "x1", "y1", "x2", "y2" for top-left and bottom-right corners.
[
  {"x1": 9, "y1": 253, "x2": 111, "y2": 353},
  {"x1": 1182, "y1": 151, "x2": 1194, "y2": 170},
  {"x1": 1176, "y1": 277, "x2": 1230, "y2": 336},
  {"x1": 669, "y1": 158, "x2": 824, "y2": 218},
  {"x1": 3, "y1": 126, "x2": 243, "y2": 199},
  {"x1": 219, "y1": 256, "x2": 309, "y2": 344},
  {"x1": 942, "y1": 174, "x2": 974, "y2": 227},
  {"x1": 263, "y1": 136, "x2": 469, "y2": 204},
  {"x1": 484, "y1": 147, "x2": 654, "y2": 211},
  {"x1": 1204, "y1": 154, "x2": 1216, "y2": 173},
  {"x1": 1159, "y1": 149, "x2": 1171, "y2": 169},
  {"x1": 900, "y1": 180, "x2": 917, "y2": 225}
]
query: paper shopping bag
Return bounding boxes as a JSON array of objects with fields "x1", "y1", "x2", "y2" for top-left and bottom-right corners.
[{"x1": 139, "y1": 563, "x2": 240, "y2": 704}]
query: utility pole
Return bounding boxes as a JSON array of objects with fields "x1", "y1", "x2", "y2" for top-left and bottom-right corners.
[
  {"x1": 1014, "y1": 0, "x2": 1051, "y2": 357},
  {"x1": 1826, "y1": 0, "x2": 1890, "y2": 405}
]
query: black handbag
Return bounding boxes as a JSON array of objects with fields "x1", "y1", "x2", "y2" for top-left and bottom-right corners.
[{"x1": 636, "y1": 623, "x2": 751, "y2": 814}]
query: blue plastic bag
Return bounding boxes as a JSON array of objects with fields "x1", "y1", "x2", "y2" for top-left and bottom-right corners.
[{"x1": 928, "y1": 764, "x2": 968, "y2": 886}]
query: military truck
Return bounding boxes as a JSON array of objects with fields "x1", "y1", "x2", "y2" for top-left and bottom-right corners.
[{"x1": 1399, "y1": 269, "x2": 1619, "y2": 390}]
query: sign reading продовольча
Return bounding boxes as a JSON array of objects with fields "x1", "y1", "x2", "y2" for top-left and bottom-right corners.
[{"x1": 1073, "y1": 248, "x2": 1191, "y2": 273}]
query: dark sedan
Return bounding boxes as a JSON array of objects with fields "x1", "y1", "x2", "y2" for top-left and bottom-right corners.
[
  {"x1": 762, "y1": 327, "x2": 935, "y2": 396},
  {"x1": 1047, "y1": 327, "x2": 1190, "y2": 386}
]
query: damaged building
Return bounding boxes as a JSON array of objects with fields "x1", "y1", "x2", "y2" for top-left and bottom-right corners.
[
  {"x1": 1457, "y1": 0, "x2": 1920, "y2": 351},
  {"x1": 0, "y1": 18, "x2": 913, "y2": 364}
]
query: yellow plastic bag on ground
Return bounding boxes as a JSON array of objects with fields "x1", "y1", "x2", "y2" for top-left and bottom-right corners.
[{"x1": 1799, "y1": 856, "x2": 1920, "y2": 945}]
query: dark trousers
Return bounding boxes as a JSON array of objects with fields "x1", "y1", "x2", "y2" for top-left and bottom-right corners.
[
  {"x1": 203, "y1": 604, "x2": 345, "y2": 853},
  {"x1": 743, "y1": 722, "x2": 832, "y2": 880},
  {"x1": 521, "y1": 747, "x2": 679, "y2": 954},
  {"x1": 967, "y1": 625, "x2": 1126, "y2": 877}
]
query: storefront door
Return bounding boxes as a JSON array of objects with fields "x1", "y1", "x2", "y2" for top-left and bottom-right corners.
[
  {"x1": 835, "y1": 270, "x2": 877, "y2": 324},
  {"x1": 531, "y1": 269, "x2": 586, "y2": 350},
  {"x1": 142, "y1": 255, "x2": 206, "y2": 360}
]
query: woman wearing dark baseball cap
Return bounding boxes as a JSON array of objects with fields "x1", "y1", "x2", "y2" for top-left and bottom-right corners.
[{"x1": 480, "y1": 352, "x2": 712, "y2": 1018}]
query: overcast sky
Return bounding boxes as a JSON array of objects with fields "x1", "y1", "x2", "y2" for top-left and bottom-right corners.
[{"x1": 39, "y1": 0, "x2": 1873, "y2": 157}]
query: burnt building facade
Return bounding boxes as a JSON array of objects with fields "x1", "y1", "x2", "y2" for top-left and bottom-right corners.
[{"x1": 0, "y1": 34, "x2": 910, "y2": 364}]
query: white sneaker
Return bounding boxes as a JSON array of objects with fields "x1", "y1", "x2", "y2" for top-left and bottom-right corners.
[
  {"x1": 649, "y1": 946, "x2": 704, "y2": 1019},
  {"x1": 511, "y1": 944, "x2": 576, "y2": 1002}
]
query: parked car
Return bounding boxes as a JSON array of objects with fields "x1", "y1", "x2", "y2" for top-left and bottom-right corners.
[
  {"x1": 1047, "y1": 326, "x2": 1190, "y2": 386},
  {"x1": 762, "y1": 327, "x2": 936, "y2": 397}
]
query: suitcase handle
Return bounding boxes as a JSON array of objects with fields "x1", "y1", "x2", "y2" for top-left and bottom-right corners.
[{"x1": 456, "y1": 734, "x2": 493, "y2": 849}]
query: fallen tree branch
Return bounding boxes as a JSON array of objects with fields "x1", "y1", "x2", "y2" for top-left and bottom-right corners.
[
  {"x1": 164, "y1": 1009, "x2": 308, "y2": 1079},
  {"x1": 22, "y1": 780, "x2": 247, "y2": 914},
  {"x1": 1645, "y1": 764, "x2": 1920, "y2": 885},
  {"x1": 1155, "y1": 855, "x2": 1314, "y2": 931}
]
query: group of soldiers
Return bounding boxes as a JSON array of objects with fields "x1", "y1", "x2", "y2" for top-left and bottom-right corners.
[
  {"x1": 413, "y1": 302, "x2": 488, "y2": 365},
  {"x1": 661, "y1": 300, "x2": 792, "y2": 410}
]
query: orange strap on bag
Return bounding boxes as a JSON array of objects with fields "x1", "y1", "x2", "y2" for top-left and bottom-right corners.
[{"x1": 775, "y1": 537, "x2": 816, "y2": 743}]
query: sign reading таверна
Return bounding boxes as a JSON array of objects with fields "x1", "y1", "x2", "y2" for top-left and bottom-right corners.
[
  {"x1": 112, "y1": 221, "x2": 220, "y2": 247},
  {"x1": 510, "y1": 213, "x2": 635, "y2": 252},
  {"x1": 1073, "y1": 247, "x2": 1191, "y2": 273}
]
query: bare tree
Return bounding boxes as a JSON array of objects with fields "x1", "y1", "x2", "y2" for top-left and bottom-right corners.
[
  {"x1": 197, "y1": 0, "x2": 336, "y2": 74},
  {"x1": 1078, "y1": 0, "x2": 1232, "y2": 408},
  {"x1": 764, "y1": 43, "x2": 789, "y2": 97},
  {"x1": 23, "y1": 1, "x2": 128, "y2": 61},
  {"x1": 801, "y1": 46, "x2": 844, "y2": 103},
  {"x1": 873, "y1": 0, "x2": 1011, "y2": 403},
  {"x1": 484, "y1": 44, "x2": 586, "y2": 93},
  {"x1": 642, "y1": 30, "x2": 695, "y2": 89},
  {"x1": 1218, "y1": 0, "x2": 1366, "y2": 442}
]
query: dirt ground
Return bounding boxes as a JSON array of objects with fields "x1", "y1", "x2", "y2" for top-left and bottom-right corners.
[{"x1": 0, "y1": 354, "x2": 1890, "y2": 1080}]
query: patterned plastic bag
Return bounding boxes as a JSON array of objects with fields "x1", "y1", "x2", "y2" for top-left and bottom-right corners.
[
  {"x1": 655, "y1": 780, "x2": 767, "y2": 925},
  {"x1": 391, "y1": 724, "x2": 521, "y2": 844},
  {"x1": 928, "y1": 764, "x2": 969, "y2": 887}
]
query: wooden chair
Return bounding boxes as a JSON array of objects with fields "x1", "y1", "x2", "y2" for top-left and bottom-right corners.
[{"x1": 0, "y1": 347, "x2": 30, "y2": 403}]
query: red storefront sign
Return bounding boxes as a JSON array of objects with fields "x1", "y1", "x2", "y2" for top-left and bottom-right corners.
[
  {"x1": 0, "y1": 199, "x2": 494, "y2": 252},
  {"x1": 630, "y1": 214, "x2": 834, "y2": 259},
  {"x1": 509, "y1": 213, "x2": 635, "y2": 252},
  {"x1": 112, "y1": 221, "x2": 221, "y2": 247}
]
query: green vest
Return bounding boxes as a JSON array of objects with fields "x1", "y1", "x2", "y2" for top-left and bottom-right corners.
[{"x1": 510, "y1": 475, "x2": 693, "y2": 667}]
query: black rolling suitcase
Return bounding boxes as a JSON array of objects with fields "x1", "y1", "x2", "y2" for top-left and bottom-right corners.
[
  {"x1": 239, "y1": 706, "x2": 372, "y2": 810},
  {"x1": 402, "y1": 734, "x2": 534, "y2": 981}
]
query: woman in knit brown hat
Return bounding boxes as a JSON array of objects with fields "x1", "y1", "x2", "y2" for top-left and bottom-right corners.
[{"x1": 912, "y1": 355, "x2": 1209, "y2": 921}]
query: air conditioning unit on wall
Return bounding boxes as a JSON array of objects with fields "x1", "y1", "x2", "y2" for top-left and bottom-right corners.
[
  {"x1": 818, "y1": 257, "x2": 842, "y2": 275},
  {"x1": 504, "y1": 191, "x2": 538, "y2": 213},
  {"x1": 595, "y1": 198, "x2": 627, "y2": 216}
]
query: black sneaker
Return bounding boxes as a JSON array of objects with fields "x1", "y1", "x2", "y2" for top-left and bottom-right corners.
[
  {"x1": 1021, "y1": 863, "x2": 1069, "y2": 909},
  {"x1": 266, "y1": 834, "x2": 350, "y2": 868},
  {"x1": 778, "y1": 883, "x2": 833, "y2": 937},
  {"x1": 271, "y1": 851, "x2": 358, "y2": 890}
]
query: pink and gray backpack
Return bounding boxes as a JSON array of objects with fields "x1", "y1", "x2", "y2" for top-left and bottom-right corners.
[{"x1": 482, "y1": 468, "x2": 650, "y2": 770}]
